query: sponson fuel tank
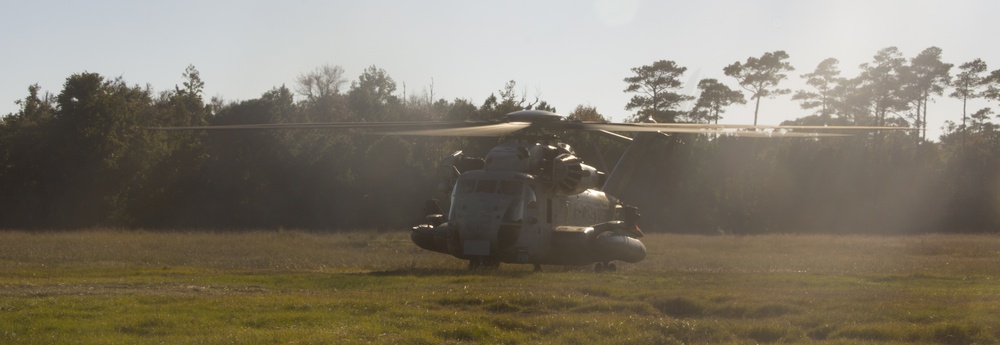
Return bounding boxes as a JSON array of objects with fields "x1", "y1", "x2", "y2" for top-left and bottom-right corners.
[{"x1": 543, "y1": 226, "x2": 646, "y2": 265}]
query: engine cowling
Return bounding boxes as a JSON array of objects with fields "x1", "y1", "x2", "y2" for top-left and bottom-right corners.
[{"x1": 551, "y1": 153, "x2": 601, "y2": 195}]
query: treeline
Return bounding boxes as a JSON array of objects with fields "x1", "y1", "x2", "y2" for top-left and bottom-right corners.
[
  {"x1": 2, "y1": 46, "x2": 1000, "y2": 233},
  {"x1": 622, "y1": 134, "x2": 969, "y2": 234},
  {"x1": 602, "y1": 46, "x2": 1000, "y2": 234},
  {"x1": 0, "y1": 66, "x2": 559, "y2": 230}
]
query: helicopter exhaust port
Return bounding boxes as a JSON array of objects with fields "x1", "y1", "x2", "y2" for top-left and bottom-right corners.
[{"x1": 551, "y1": 154, "x2": 602, "y2": 196}]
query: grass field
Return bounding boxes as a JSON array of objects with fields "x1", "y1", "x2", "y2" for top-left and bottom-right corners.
[{"x1": 1, "y1": 230, "x2": 999, "y2": 344}]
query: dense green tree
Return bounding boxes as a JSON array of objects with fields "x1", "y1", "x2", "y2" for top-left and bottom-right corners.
[
  {"x1": 862, "y1": 48, "x2": 908, "y2": 108},
  {"x1": 179, "y1": 64, "x2": 205, "y2": 96},
  {"x1": 203, "y1": 86, "x2": 300, "y2": 227},
  {"x1": 623, "y1": 60, "x2": 693, "y2": 123},
  {"x1": 6, "y1": 49, "x2": 1000, "y2": 234},
  {"x1": 938, "y1": 110, "x2": 1000, "y2": 231},
  {"x1": 830, "y1": 74, "x2": 885, "y2": 126},
  {"x1": 137, "y1": 66, "x2": 214, "y2": 227},
  {"x1": 951, "y1": 59, "x2": 989, "y2": 132},
  {"x1": 724, "y1": 51, "x2": 794, "y2": 125},
  {"x1": 792, "y1": 58, "x2": 842, "y2": 121},
  {"x1": 566, "y1": 104, "x2": 607, "y2": 122},
  {"x1": 903, "y1": 47, "x2": 952, "y2": 142},
  {"x1": 532, "y1": 101, "x2": 556, "y2": 112},
  {"x1": 968, "y1": 108, "x2": 996, "y2": 133},
  {"x1": 349, "y1": 65, "x2": 400, "y2": 122},
  {"x1": 856, "y1": 46, "x2": 912, "y2": 155},
  {"x1": 478, "y1": 80, "x2": 545, "y2": 121},
  {"x1": 689, "y1": 78, "x2": 745, "y2": 124},
  {"x1": 985, "y1": 69, "x2": 1000, "y2": 102},
  {"x1": 48, "y1": 73, "x2": 159, "y2": 226},
  {"x1": 445, "y1": 98, "x2": 479, "y2": 121},
  {"x1": 7, "y1": 84, "x2": 56, "y2": 125},
  {"x1": 0, "y1": 84, "x2": 57, "y2": 227}
]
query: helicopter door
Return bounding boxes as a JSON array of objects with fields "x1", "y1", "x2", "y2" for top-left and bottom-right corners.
[{"x1": 544, "y1": 197, "x2": 569, "y2": 225}]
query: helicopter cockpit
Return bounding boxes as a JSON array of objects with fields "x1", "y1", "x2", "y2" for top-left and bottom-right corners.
[
  {"x1": 448, "y1": 170, "x2": 537, "y2": 258},
  {"x1": 449, "y1": 171, "x2": 535, "y2": 223}
]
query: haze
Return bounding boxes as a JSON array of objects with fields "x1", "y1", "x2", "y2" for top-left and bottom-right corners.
[{"x1": 2, "y1": 0, "x2": 997, "y2": 138}]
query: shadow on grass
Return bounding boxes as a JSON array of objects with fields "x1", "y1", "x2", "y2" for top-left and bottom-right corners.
[{"x1": 363, "y1": 267, "x2": 536, "y2": 278}]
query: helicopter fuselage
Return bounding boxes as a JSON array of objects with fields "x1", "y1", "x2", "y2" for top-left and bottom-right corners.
[{"x1": 411, "y1": 141, "x2": 646, "y2": 269}]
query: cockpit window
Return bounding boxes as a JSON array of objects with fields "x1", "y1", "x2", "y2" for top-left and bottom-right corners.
[
  {"x1": 450, "y1": 177, "x2": 532, "y2": 224},
  {"x1": 453, "y1": 178, "x2": 526, "y2": 197},
  {"x1": 498, "y1": 181, "x2": 523, "y2": 196}
]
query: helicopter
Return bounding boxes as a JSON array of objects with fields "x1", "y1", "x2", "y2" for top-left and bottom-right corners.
[
  {"x1": 396, "y1": 110, "x2": 869, "y2": 272},
  {"x1": 155, "y1": 109, "x2": 908, "y2": 272}
]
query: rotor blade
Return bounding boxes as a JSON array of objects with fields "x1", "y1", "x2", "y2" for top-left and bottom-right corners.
[
  {"x1": 150, "y1": 118, "x2": 887, "y2": 137},
  {"x1": 149, "y1": 121, "x2": 482, "y2": 131},
  {"x1": 712, "y1": 131, "x2": 850, "y2": 138},
  {"x1": 746, "y1": 124, "x2": 916, "y2": 130},
  {"x1": 677, "y1": 123, "x2": 916, "y2": 131},
  {"x1": 380, "y1": 122, "x2": 532, "y2": 137},
  {"x1": 571, "y1": 122, "x2": 916, "y2": 131},
  {"x1": 596, "y1": 130, "x2": 633, "y2": 144},
  {"x1": 568, "y1": 123, "x2": 848, "y2": 136}
]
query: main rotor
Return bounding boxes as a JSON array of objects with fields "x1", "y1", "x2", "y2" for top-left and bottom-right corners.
[{"x1": 151, "y1": 109, "x2": 915, "y2": 139}]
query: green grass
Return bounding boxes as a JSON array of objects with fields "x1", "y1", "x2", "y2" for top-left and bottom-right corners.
[{"x1": 1, "y1": 230, "x2": 1000, "y2": 344}]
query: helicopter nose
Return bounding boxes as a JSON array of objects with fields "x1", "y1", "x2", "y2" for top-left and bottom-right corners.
[
  {"x1": 450, "y1": 195, "x2": 514, "y2": 258},
  {"x1": 459, "y1": 221, "x2": 499, "y2": 257}
]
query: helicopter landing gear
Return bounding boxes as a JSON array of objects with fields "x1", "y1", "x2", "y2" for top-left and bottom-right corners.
[
  {"x1": 594, "y1": 262, "x2": 617, "y2": 273},
  {"x1": 468, "y1": 256, "x2": 500, "y2": 270}
]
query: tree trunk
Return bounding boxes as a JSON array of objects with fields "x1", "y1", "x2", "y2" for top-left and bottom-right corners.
[{"x1": 753, "y1": 95, "x2": 761, "y2": 126}]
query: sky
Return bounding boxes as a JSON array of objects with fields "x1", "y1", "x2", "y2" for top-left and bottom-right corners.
[{"x1": 2, "y1": 0, "x2": 998, "y2": 139}]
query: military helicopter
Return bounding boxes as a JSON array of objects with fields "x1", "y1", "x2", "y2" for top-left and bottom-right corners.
[
  {"x1": 155, "y1": 109, "x2": 906, "y2": 272},
  {"x1": 392, "y1": 110, "x2": 872, "y2": 272}
]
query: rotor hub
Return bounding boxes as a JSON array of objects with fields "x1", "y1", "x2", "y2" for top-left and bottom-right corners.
[{"x1": 505, "y1": 110, "x2": 565, "y2": 123}]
